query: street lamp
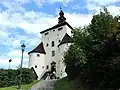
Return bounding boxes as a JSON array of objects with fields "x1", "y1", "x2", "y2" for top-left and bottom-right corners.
[
  {"x1": 9, "y1": 59, "x2": 12, "y2": 69},
  {"x1": 18, "y1": 43, "x2": 25, "y2": 90}
]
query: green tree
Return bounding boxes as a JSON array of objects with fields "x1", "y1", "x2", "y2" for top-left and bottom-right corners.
[{"x1": 64, "y1": 8, "x2": 120, "y2": 89}]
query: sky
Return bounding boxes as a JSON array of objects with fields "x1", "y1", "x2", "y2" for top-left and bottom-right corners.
[{"x1": 0, "y1": 0, "x2": 120, "y2": 69}]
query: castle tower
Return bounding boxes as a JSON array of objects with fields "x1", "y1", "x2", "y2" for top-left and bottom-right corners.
[
  {"x1": 28, "y1": 42, "x2": 46, "y2": 80},
  {"x1": 28, "y1": 9, "x2": 73, "y2": 79}
]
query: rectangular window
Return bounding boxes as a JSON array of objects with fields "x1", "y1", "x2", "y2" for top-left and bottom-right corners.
[
  {"x1": 37, "y1": 54, "x2": 40, "y2": 57},
  {"x1": 52, "y1": 51, "x2": 55, "y2": 57},
  {"x1": 58, "y1": 27, "x2": 63, "y2": 31},
  {"x1": 46, "y1": 65, "x2": 49, "y2": 69},
  {"x1": 51, "y1": 41, "x2": 54, "y2": 47},
  {"x1": 58, "y1": 40, "x2": 61, "y2": 43},
  {"x1": 45, "y1": 32, "x2": 49, "y2": 35},
  {"x1": 42, "y1": 66, "x2": 44, "y2": 68},
  {"x1": 46, "y1": 43, "x2": 49, "y2": 47}
]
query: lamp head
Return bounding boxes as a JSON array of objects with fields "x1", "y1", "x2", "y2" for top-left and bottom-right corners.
[
  {"x1": 9, "y1": 59, "x2": 12, "y2": 62},
  {"x1": 21, "y1": 43, "x2": 25, "y2": 51}
]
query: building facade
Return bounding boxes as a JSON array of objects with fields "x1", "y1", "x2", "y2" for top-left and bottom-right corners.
[{"x1": 28, "y1": 9, "x2": 73, "y2": 80}]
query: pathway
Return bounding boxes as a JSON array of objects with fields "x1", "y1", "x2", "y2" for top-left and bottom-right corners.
[{"x1": 29, "y1": 79, "x2": 57, "y2": 90}]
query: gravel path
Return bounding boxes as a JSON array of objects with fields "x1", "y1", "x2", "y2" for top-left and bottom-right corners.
[{"x1": 29, "y1": 79, "x2": 57, "y2": 90}]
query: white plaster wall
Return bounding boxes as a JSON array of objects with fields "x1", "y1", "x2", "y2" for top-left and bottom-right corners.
[
  {"x1": 41, "y1": 25, "x2": 68, "y2": 70},
  {"x1": 39, "y1": 24, "x2": 72, "y2": 79},
  {"x1": 28, "y1": 53, "x2": 45, "y2": 80},
  {"x1": 57, "y1": 43, "x2": 71, "y2": 78},
  {"x1": 65, "y1": 25, "x2": 72, "y2": 36}
]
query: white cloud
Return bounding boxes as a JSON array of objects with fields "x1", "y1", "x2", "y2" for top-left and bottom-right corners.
[
  {"x1": 0, "y1": 49, "x2": 29, "y2": 69},
  {"x1": 7, "y1": 50, "x2": 28, "y2": 58},
  {"x1": 0, "y1": 10, "x2": 93, "y2": 34},
  {"x1": 65, "y1": 12, "x2": 92, "y2": 27},
  {"x1": 0, "y1": 0, "x2": 26, "y2": 12},
  {"x1": 0, "y1": 29, "x2": 9, "y2": 40},
  {"x1": 86, "y1": 3, "x2": 101, "y2": 14},
  {"x1": 33, "y1": 0, "x2": 74, "y2": 6},
  {"x1": 86, "y1": 0, "x2": 120, "y2": 15},
  {"x1": 0, "y1": 11, "x2": 57, "y2": 34},
  {"x1": 107, "y1": 5, "x2": 120, "y2": 16},
  {"x1": 0, "y1": 57, "x2": 28, "y2": 69},
  {"x1": 87, "y1": 0, "x2": 120, "y2": 5},
  {"x1": 49, "y1": 0, "x2": 74, "y2": 3}
]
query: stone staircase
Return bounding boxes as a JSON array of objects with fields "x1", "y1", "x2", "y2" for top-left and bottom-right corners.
[{"x1": 29, "y1": 79, "x2": 57, "y2": 90}]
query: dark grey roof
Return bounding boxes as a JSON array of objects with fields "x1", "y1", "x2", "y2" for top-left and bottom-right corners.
[
  {"x1": 40, "y1": 22, "x2": 73, "y2": 34},
  {"x1": 28, "y1": 42, "x2": 46, "y2": 54},
  {"x1": 58, "y1": 33, "x2": 73, "y2": 47}
]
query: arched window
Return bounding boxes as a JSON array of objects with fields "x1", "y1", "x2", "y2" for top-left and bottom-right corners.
[{"x1": 51, "y1": 41, "x2": 54, "y2": 47}]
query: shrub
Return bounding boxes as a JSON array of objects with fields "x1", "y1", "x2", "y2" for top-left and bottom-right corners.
[{"x1": 0, "y1": 68, "x2": 37, "y2": 88}]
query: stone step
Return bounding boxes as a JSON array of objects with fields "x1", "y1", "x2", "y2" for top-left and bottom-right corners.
[{"x1": 29, "y1": 80, "x2": 57, "y2": 90}]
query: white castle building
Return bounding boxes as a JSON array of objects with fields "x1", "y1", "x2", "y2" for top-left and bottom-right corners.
[{"x1": 28, "y1": 9, "x2": 73, "y2": 80}]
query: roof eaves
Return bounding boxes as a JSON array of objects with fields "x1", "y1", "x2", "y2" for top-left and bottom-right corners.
[{"x1": 40, "y1": 22, "x2": 73, "y2": 34}]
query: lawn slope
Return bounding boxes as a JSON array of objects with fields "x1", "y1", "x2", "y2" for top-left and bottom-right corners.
[{"x1": 0, "y1": 80, "x2": 39, "y2": 90}]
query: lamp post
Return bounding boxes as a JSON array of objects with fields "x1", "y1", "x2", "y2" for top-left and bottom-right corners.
[
  {"x1": 18, "y1": 43, "x2": 25, "y2": 90},
  {"x1": 9, "y1": 59, "x2": 12, "y2": 69}
]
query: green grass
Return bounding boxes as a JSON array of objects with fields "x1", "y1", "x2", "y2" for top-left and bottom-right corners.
[
  {"x1": 0, "y1": 80, "x2": 40, "y2": 90},
  {"x1": 54, "y1": 77, "x2": 78, "y2": 90}
]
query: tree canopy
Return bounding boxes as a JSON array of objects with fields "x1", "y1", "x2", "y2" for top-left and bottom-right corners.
[{"x1": 64, "y1": 8, "x2": 120, "y2": 89}]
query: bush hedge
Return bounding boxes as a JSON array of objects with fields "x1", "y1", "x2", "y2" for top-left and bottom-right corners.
[{"x1": 0, "y1": 68, "x2": 37, "y2": 88}]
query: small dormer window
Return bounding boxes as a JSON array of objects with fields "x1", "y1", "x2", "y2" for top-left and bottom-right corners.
[
  {"x1": 51, "y1": 41, "x2": 54, "y2": 47},
  {"x1": 45, "y1": 32, "x2": 49, "y2": 36},
  {"x1": 58, "y1": 27, "x2": 63, "y2": 31}
]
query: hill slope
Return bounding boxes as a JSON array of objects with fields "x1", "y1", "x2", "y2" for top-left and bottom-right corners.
[{"x1": 55, "y1": 76, "x2": 82, "y2": 90}]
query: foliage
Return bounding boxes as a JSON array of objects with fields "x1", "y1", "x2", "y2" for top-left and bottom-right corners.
[
  {"x1": 55, "y1": 77, "x2": 77, "y2": 90},
  {"x1": 0, "y1": 68, "x2": 37, "y2": 88},
  {"x1": 0, "y1": 80, "x2": 39, "y2": 90},
  {"x1": 64, "y1": 7, "x2": 120, "y2": 89}
]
